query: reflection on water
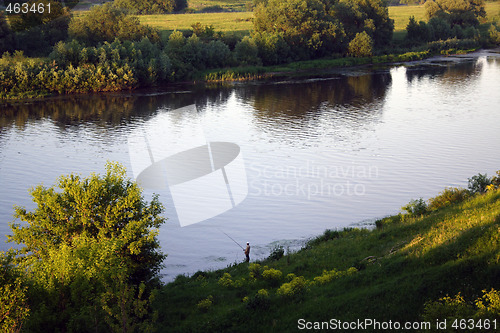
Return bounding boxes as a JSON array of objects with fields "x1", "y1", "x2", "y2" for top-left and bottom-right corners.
[{"x1": 1, "y1": 50, "x2": 500, "y2": 281}]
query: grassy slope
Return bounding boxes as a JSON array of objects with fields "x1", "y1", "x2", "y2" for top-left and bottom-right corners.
[{"x1": 155, "y1": 189, "x2": 500, "y2": 332}]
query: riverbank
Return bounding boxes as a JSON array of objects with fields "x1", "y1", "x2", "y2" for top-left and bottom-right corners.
[
  {"x1": 154, "y1": 183, "x2": 500, "y2": 332},
  {"x1": 0, "y1": 43, "x2": 484, "y2": 102}
]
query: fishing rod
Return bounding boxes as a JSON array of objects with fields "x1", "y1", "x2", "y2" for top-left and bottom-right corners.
[{"x1": 219, "y1": 229, "x2": 244, "y2": 250}]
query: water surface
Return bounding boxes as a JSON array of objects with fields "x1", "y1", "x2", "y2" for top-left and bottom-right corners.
[{"x1": 1, "y1": 50, "x2": 499, "y2": 281}]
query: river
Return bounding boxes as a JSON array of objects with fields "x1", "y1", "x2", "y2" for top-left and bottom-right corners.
[{"x1": 1, "y1": 49, "x2": 499, "y2": 281}]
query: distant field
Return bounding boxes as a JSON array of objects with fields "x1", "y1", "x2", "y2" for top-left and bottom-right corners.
[
  {"x1": 138, "y1": 11, "x2": 253, "y2": 33},
  {"x1": 389, "y1": 5, "x2": 426, "y2": 31},
  {"x1": 188, "y1": 0, "x2": 249, "y2": 12}
]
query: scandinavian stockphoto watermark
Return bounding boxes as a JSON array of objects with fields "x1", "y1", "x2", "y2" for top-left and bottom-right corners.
[
  {"x1": 127, "y1": 104, "x2": 248, "y2": 227},
  {"x1": 249, "y1": 161, "x2": 378, "y2": 199}
]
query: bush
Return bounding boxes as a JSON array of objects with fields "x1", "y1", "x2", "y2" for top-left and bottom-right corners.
[
  {"x1": 468, "y1": 173, "x2": 491, "y2": 194},
  {"x1": 428, "y1": 187, "x2": 469, "y2": 211},
  {"x1": 276, "y1": 275, "x2": 308, "y2": 299},
  {"x1": 217, "y1": 273, "x2": 234, "y2": 288},
  {"x1": 235, "y1": 36, "x2": 261, "y2": 66},
  {"x1": 267, "y1": 245, "x2": 284, "y2": 261},
  {"x1": 402, "y1": 198, "x2": 428, "y2": 216},
  {"x1": 197, "y1": 295, "x2": 213, "y2": 312},
  {"x1": 312, "y1": 267, "x2": 357, "y2": 285},
  {"x1": 248, "y1": 263, "x2": 262, "y2": 279},
  {"x1": 262, "y1": 268, "x2": 282, "y2": 286},
  {"x1": 253, "y1": 31, "x2": 290, "y2": 65},
  {"x1": 245, "y1": 289, "x2": 270, "y2": 310},
  {"x1": 423, "y1": 289, "x2": 500, "y2": 322},
  {"x1": 348, "y1": 31, "x2": 373, "y2": 57}
]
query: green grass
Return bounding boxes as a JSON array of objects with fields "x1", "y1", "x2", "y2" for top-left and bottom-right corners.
[{"x1": 155, "y1": 187, "x2": 500, "y2": 332}]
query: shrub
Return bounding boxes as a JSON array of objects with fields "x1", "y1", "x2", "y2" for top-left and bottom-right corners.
[
  {"x1": 197, "y1": 295, "x2": 213, "y2": 312},
  {"x1": 262, "y1": 268, "x2": 282, "y2": 286},
  {"x1": 427, "y1": 187, "x2": 469, "y2": 211},
  {"x1": 245, "y1": 289, "x2": 270, "y2": 310},
  {"x1": 248, "y1": 263, "x2": 262, "y2": 279},
  {"x1": 402, "y1": 198, "x2": 428, "y2": 216},
  {"x1": 423, "y1": 289, "x2": 500, "y2": 322},
  {"x1": 422, "y1": 293, "x2": 474, "y2": 322},
  {"x1": 348, "y1": 31, "x2": 373, "y2": 57},
  {"x1": 253, "y1": 31, "x2": 290, "y2": 66},
  {"x1": 312, "y1": 267, "x2": 358, "y2": 285},
  {"x1": 235, "y1": 36, "x2": 261, "y2": 66},
  {"x1": 475, "y1": 289, "x2": 500, "y2": 318},
  {"x1": 217, "y1": 272, "x2": 233, "y2": 288},
  {"x1": 468, "y1": 173, "x2": 491, "y2": 194},
  {"x1": 276, "y1": 276, "x2": 308, "y2": 298},
  {"x1": 267, "y1": 245, "x2": 284, "y2": 261}
]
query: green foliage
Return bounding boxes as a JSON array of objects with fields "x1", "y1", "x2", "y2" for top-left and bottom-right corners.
[
  {"x1": 253, "y1": 31, "x2": 290, "y2": 65},
  {"x1": 468, "y1": 173, "x2": 491, "y2": 194},
  {"x1": 402, "y1": 198, "x2": 428, "y2": 216},
  {"x1": 475, "y1": 289, "x2": 500, "y2": 318},
  {"x1": 245, "y1": 289, "x2": 270, "y2": 310},
  {"x1": 276, "y1": 275, "x2": 308, "y2": 298},
  {"x1": 191, "y1": 22, "x2": 216, "y2": 40},
  {"x1": 423, "y1": 289, "x2": 500, "y2": 325},
  {"x1": 489, "y1": 24, "x2": 500, "y2": 45},
  {"x1": 348, "y1": 31, "x2": 373, "y2": 57},
  {"x1": 218, "y1": 272, "x2": 234, "y2": 288},
  {"x1": 253, "y1": 0, "x2": 345, "y2": 59},
  {"x1": 267, "y1": 245, "x2": 285, "y2": 261},
  {"x1": 311, "y1": 267, "x2": 357, "y2": 285},
  {"x1": 114, "y1": 0, "x2": 176, "y2": 14},
  {"x1": 253, "y1": 0, "x2": 393, "y2": 59},
  {"x1": 197, "y1": 295, "x2": 213, "y2": 312},
  {"x1": 428, "y1": 187, "x2": 469, "y2": 211},
  {"x1": 406, "y1": 16, "x2": 432, "y2": 43},
  {"x1": 68, "y1": 3, "x2": 159, "y2": 45},
  {"x1": 8, "y1": 0, "x2": 67, "y2": 32},
  {"x1": 0, "y1": 12, "x2": 14, "y2": 54},
  {"x1": 261, "y1": 268, "x2": 282, "y2": 286},
  {"x1": 424, "y1": 0, "x2": 486, "y2": 27},
  {"x1": 248, "y1": 263, "x2": 262, "y2": 279},
  {"x1": 0, "y1": 251, "x2": 30, "y2": 332},
  {"x1": 422, "y1": 293, "x2": 475, "y2": 323},
  {"x1": 7, "y1": 162, "x2": 166, "y2": 331},
  {"x1": 235, "y1": 36, "x2": 261, "y2": 65}
]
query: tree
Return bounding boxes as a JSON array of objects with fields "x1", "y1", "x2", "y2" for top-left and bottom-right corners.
[
  {"x1": 0, "y1": 12, "x2": 14, "y2": 54},
  {"x1": 253, "y1": 0, "x2": 345, "y2": 59},
  {"x1": 7, "y1": 162, "x2": 166, "y2": 331},
  {"x1": 348, "y1": 31, "x2": 373, "y2": 57},
  {"x1": 113, "y1": 0, "x2": 176, "y2": 14},
  {"x1": 68, "y1": 3, "x2": 159, "y2": 45},
  {"x1": 8, "y1": 0, "x2": 68, "y2": 32},
  {"x1": 253, "y1": 0, "x2": 393, "y2": 59},
  {"x1": 424, "y1": 0, "x2": 486, "y2": 27}
]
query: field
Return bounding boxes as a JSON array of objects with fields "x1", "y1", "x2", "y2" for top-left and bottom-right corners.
[{"x1": 138, "y1": 12, "x2": 253, "y2": 34}]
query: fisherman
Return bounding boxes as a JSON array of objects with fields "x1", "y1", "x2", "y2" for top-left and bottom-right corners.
[{"x1": 244, "y1": 242, "x2": 250, "y2": 262}]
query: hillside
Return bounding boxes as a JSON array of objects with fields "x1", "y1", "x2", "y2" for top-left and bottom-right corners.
[{"x1": 154, "y1": 187, "x2": 500, "y2": 332}]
